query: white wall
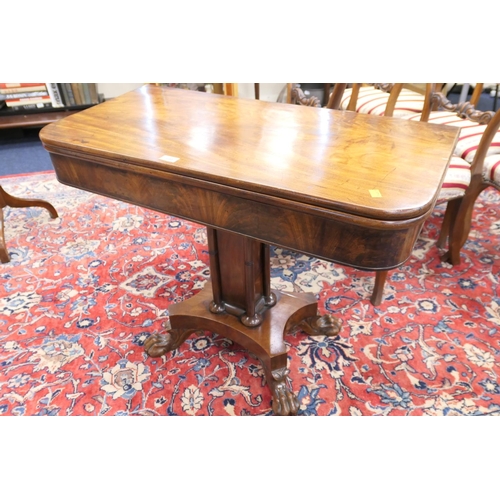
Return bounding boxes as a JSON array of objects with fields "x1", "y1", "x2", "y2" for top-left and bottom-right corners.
[
  {"x1": 96, "y1": 83, "x2": 144, "y2": 99},
  {"x1": 237, "y1": 83, "x2": 287, "y2": 102},
  {"x1": 96, "y1": 83, "x2": 287, "y2": 103}
]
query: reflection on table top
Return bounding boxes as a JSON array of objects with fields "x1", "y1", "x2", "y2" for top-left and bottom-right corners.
[{"x1": 40, "y1": 84, "x2": 459, "y2": 221}]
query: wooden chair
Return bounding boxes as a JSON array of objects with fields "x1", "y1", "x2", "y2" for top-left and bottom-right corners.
[
  {"x1": 370, "y1": 84, "x2": 497, "y2": 303},
  {"x1": 441, "y1": 107, "x2": 500, "y2": 266},
  {"x1": 369, "y1": 84, "x2": 497, "y2": 303},
  {"x1": 0, "y1": 185, "x2": 58, "y2": 263},
  {"x1": 289, "y1": 83, "x2": 324, "y2": 107},
  {"x1": 291, "y1": 83, "x2": 484, "y2": 116},
  {"x1": 290, "y1": 83, "x2": 495, "y2": 305},
  {"x1": 334, "y1": 83, "x2": 486, "y2": 118},
  {"x1": 338, "y1": 83, "x2": 429, "y2": 117},
  {"x1": 292, "y1": 83, "x2": 438, "y2": 117},
  {"x1": 401, "y1": 85, "x2": 499, "y2": 164}
]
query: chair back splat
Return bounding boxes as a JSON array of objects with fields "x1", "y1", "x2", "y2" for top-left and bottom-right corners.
[{"x1": 326, "y1": 83, "x2": 347, "y2": 110}]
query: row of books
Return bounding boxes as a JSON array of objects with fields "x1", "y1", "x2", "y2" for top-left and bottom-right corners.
[{"x1": 0, "y1": 83, "x2": 100, "y2": 112}]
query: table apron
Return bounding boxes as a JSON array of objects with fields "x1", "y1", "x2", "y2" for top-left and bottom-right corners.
[{"x1": 49, "y1": 153, "x2": 430, "y2": 271}]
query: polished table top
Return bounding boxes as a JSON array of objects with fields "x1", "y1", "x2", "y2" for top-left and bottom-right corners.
[
  {"x1": 40, "y1": 85, "x2": 458, "y2": 223},
  {"x1": 40, "y1": 85, "x2": 459, "y2": 272}
]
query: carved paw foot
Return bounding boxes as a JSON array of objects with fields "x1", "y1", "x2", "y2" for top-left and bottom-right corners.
[
  {"x1": 144, "y1": 333, "x2": 175, "y2": 357},
  {"x1": 270, "y1": 368, "x2": 299, "y2": 416},
  {"x1": 300, "y1": 314, "x2": 341, "y2": 337},
  {"x1": 144, "y1": 330, "x2": 189, "y2": 357}
]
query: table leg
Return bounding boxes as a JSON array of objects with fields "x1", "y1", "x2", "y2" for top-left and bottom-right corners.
[{"x1": 144, "y1": 228, "x2": 342, "y2": 415}]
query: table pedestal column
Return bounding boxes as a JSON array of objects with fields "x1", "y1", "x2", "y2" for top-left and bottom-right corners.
[{"x1": 144, "y1": 228, "x2": 341, "y2": 415}]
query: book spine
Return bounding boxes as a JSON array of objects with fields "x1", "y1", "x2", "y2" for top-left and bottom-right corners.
[
  {"x1": 5, "y1": 96, "x2": 52, "y2": 107},
  {"x1": 0, "y1": 85, "x2": 47, "y2": 94},
  {"x1": 88, "y1": 83, "x2": 99, "y2": 104},
  {"x1": 81, "y1": 83, "x2": 91, "y2": 105},
  {"x1": 45, "y1": 82, "x2": 65, "y2": 108},
  {"x1": 0, "y1": 82, "x2": 45, "y2": 89},
  {"x1": 5, "y1": 102, "x2": 54, "y2": 111},
  {"x1": 59, "y1": 83, "x2": 69, "y2": 106},
  {"x1": 64, "y1": 83, "x2": 77, "y2": 106},
  {"x1": 1, "y1": 91, "x2": 48, "y2": 99},
  {"x1": 70, "y1": 83, "x2": 83, "y2": 105}
]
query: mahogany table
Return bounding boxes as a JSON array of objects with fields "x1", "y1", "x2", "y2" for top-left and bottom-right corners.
[{"x1": 40, "y1": 85, "x2": 459, "y2": 415}]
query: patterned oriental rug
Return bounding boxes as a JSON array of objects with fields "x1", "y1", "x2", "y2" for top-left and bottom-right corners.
[{"x1": 1, "y1": 171, "x2": 500, "y2": 416}]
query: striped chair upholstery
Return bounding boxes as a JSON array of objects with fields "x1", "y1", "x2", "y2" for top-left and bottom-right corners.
[
  {"x1": 437, "y1": 155, "x2": 471, "y2": 201},
  {"x1": 483, "y1": 154, "x2": 500, "y2": 185},
  {"x1": 405, "y1": 111, "x2": 500, "y2": 163},
  {"x1": 340, "y1": 85, "x2": 426, "y2": 117}
]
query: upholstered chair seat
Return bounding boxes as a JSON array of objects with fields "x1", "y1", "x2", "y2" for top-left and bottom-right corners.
[
  {"x1": 483, "y1": 154, "x2": 500, "y2": 185},
  {"x1": 438, "y1": 155, "x2": 472, "y2": 201}
]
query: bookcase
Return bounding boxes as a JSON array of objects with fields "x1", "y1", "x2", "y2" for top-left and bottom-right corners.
[
  {"x1": 0, "y1": 83, "x2": 102, "y2": 130},
  {"x1": 0, "y1": 83, "x2": 247, "y2": 130}
]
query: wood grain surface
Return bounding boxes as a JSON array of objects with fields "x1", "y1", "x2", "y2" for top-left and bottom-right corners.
[
  {"x1": 40, "y1": 84, "x2": 458, "y2": 221},
  {"x1": 40, "y1": 85, "x2": 460, "y2": 271}
]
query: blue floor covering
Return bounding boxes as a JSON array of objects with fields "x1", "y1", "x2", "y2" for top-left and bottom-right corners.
[{"x1": 0, "y1": 128, "x2": 55, "y2": 177}]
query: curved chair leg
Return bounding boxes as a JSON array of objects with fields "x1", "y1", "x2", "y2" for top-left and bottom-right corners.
[
  {"x1": 436, "y1": 198, "x2": 462, "y2": 249},
  {"x1": 0, "y1": 208, "x2": 9, "y2": 263},
  {"x1": 441, "y1": 179, "x2": 487, "y2": 266},
  {"x1": 0, "y1": 185, "x2": 58, "y2": 264},
  {"x1": 371, "y1": 270, "x2": 388, "y2": 306},
  {"x1": 0, "y1": 185, "x2": 58, "y2": 219}
]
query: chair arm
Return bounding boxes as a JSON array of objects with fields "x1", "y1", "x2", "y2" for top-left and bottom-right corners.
[
  {"x1": 455, "y1": 102, "x2": 495, "y2": 125},
  {"x1": 469, "y1": 108, "x2": 500, "y2": 177},
  {"x1": 429, "y1": 91, "x2": 460, "y2": 112},
  {"x1": 371, "y1": 83, "x2": 394, "y2": 92},
  {"x1": 290, "y1": 87, "x2": 321, "y2": 107},
  {"x1": 429, "y1": 92, "x2": 494, "y2": 125}
]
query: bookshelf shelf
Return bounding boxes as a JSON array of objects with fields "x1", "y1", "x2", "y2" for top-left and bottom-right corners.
[
  {"x1": 0, "y1": 107, "x2": 91, "y2": 130},
  {"x1": 0, "y1": 83, "x2": 101, "y2": 130}
]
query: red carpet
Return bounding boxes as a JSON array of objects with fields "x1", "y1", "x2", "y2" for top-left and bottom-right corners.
[{"x1": 1, "y1": 172, "x2": 499, "y2": 415}]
